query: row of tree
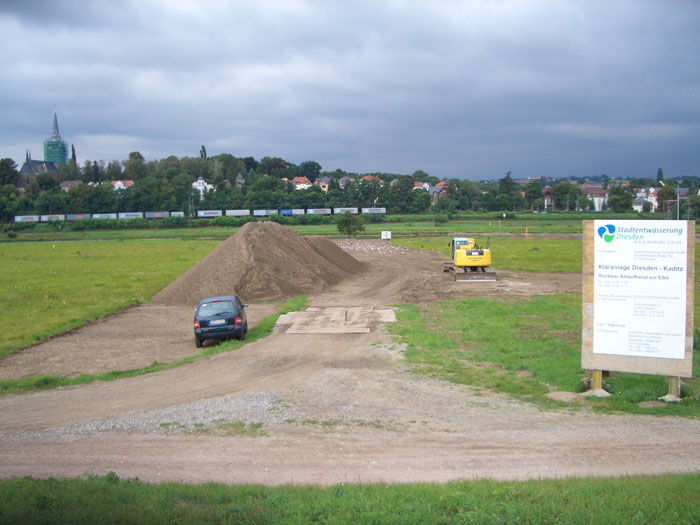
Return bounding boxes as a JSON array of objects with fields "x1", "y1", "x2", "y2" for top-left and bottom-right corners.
[{"x1": 0, "y1": 154, "x2": 696, "y2": 222}]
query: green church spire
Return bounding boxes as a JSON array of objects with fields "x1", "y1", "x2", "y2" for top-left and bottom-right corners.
[{"x1": 44, "y1": 110, "x2": 68, "y2": 165}]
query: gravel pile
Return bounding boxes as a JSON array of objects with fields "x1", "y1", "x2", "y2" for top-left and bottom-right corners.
[{"x1": 336, "y1": 240, "x2": 411, "y2": 255}]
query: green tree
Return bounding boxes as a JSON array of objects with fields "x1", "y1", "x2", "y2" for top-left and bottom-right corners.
[
  {"x1": 298, "y1": 161, "x2": 322, "y2": 182},
  {"x1": 200, "y1": 145, "x2": 207, "y2": 159},
  {"x1": 497, "y1": 170, "x2": 516, "y2": 195},
  {"x1": 656, "y1": 185, "x2": 677, "y2": 214},
  {"x1": 524, "y1": 180, "x2": 542, "y2": 208},
  {"x1": 123, "y1": 151, "x2": 147, "y2": 180},
  {"x1": 58, "y1": 159, "x2": 81, "y2": 182},
  {"x1": 0, "y1": 158, "x2": 19, "y2": 186},
  {"x1": 606, "y1": 186, "x2": 634, "y2": 213},
  {"x1": 35, "y1": 188, "x2": 71, "y2": 214},
  {"x1": 551, "y1": 182, "x2": 582, "y2": 211},
  {"x1": 106, "y1": 160, "x2": 123, "y2": 180},
  {"x1": 335, "y1": 211, "x2": 365, "y2": 238},
  {"x1": 657, "y1": 167, "x2": 664, "y2": 183},
  {"x1": 36, "y1": 172, "x2": 58, "y2": 191}
]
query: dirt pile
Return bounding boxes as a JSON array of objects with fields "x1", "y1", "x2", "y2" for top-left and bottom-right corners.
[{"x1": 152, "y1": 222, "x2": 365, "y2": 305}]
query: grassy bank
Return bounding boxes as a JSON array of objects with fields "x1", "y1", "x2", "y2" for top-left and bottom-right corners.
[
  {"x1": 1, "y1": 472, "x2": 698, "y2": 524},
  {"x1": 389, "y1": 294, "x2": 700, "y2": 416}
]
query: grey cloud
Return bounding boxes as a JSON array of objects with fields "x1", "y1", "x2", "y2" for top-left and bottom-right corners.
[{"x1": 1, "y1": 0, "x2": 699, "y2": 179}]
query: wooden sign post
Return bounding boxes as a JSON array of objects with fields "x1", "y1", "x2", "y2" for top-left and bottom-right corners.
[{"x1": 581, "y1": 220, "x2": 695, "y2": 401}]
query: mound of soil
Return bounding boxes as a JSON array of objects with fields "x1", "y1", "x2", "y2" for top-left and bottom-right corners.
[{"x1": 152, "y1": 222, "x2": 365, "y2": 305}]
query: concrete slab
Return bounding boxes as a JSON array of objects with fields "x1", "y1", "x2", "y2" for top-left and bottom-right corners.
[{"x1": 278, "y1": 307, "x2": 396, "y2": 334}]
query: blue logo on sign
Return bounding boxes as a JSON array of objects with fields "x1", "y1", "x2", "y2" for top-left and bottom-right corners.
[{"x1": 597, "y1": 224, "x2": 616, "y2": 243}]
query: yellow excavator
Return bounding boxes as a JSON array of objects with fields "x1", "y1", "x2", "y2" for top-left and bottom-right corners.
[{"x1": 443, "y1": 237, "x2": 496, "y2": 281}]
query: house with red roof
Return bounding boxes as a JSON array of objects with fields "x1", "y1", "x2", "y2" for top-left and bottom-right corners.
[{"x1": 292, "y1": 176, "x2": 312, "y2": 189}]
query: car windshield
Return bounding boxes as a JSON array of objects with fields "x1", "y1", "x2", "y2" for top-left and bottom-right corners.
[{"x1": 199, "y1": 301, "x2": 235, "y2": 317}]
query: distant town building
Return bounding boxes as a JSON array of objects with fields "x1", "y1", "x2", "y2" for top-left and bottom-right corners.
[
  {"x1": 192, "y1": 176, "x2": 213, "y2": 200},
  {"x1": 17, "y1": 150, "x2": 59, "y2": 188},
  {"x1": 580, "y1": 185, "x2": 609, "y2": 212},
  {"x1": 314, "y1": 176, "x2": 331, "y2": 192},
  {"x1": 111, "y1": 180, "x2": 134, "y2": 191},
  {"x1": 17, "y1": 111, "x2": 69, "y2": 189},
  {"x1": 60, "y1": 180, "x2": 81, "y2": 192},
  {"x1": 292, "y1": 176, "x2": 312, "y2": 189}
]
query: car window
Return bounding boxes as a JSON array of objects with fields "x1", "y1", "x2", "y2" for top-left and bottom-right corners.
[{"x1": 199, "y1": 301, "x2": 235, "y2": 316}]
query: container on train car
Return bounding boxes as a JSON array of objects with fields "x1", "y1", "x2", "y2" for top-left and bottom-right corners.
[
  {"x1": 144, "y1": 211, "x2": 170, "y2": 219},
  {"x1": 197, "y1": 210, "x2": 223, "y2": 218},
  {"x1": 118, "y1": 212, "x2": 144, "y2": 219},
  {"x1": 334, "y1": 207, "x2": 359, "y2": 214},
  {"x1": 225, "y1": 209, "x2": 251, "y2": 217},
  {"x1": 92, "y1": 213, "x2": 117, "y2": 220},
  {"x1": 14, "y1": 215, "x2": 39, "y2": 222},
  {"x1": 307, "y1": 208, "x2": 332, "y2": 215},
  {"x1": 361, "y1": 207, "x2": 387, "y2": 214},
  {"x1": 66, "y1": 214, "x2": 90, "y2": 221},
  {"x1": 252, "y1": 209, "x2": 278, "y2": 217},
  {"x1": 40, "y1": 214, "x2": 65, "y2": 222},
  {"x1": 171, "y1": 211, "x2": 185, "y2": 217}
]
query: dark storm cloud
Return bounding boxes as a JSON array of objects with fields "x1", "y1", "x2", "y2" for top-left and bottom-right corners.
[{"x1": 1, "y1": 0, "x2": 699, "y2": 179}]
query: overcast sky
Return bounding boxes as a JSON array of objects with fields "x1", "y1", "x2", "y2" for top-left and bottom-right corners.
[{"x1": 1, "y1": 0, "x2": 698, "y2": 180}]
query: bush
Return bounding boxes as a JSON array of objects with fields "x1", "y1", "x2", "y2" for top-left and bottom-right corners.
[{"x1": 433, "y1": 214, "x2": 449, "y2": 225}]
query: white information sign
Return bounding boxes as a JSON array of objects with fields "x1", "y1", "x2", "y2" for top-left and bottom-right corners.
[
  {"x1": 593, "y1": 220, "x2": 688, "y2": 359},
  {"x1": 381, "y1": 231, "x2": 391, "y2": 240}
]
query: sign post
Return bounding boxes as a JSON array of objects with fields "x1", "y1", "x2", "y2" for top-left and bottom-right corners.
[{"x1": 581, "y1": 220, "x2": 695, "y2": 400}]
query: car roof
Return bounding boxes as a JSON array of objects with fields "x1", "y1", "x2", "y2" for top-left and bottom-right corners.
[{"x1": 197, "y1": 295, "x2": 239, "y2": 305}]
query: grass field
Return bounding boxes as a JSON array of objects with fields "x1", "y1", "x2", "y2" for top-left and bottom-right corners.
[
  {"x1": 394, "y1": 236, "x2": 584, "y2": 272},
  {"x1": 389, "y1": 294, "x2": 700, "y2": 417},
  {"x1": 2, "y1": 215, "x2": 617, "y2": 242},
  {"x1": 0, "y1": 239, "x2": 220, "y2": 359},
  {"x1": 1, "y1": 472, "x2": 698, "y2": 524}
]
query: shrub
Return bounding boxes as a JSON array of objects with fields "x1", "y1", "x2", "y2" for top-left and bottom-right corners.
[{"x1": 433, "y1": 214, "x2": 449, "y2": 225}]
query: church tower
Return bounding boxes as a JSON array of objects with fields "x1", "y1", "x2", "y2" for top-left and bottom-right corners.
[{"x1": 43, "y1": 111, "x2": 68, "y2": 165}]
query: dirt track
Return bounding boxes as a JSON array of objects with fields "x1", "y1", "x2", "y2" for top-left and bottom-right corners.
[{"x1": 1, "y1": 240, "x2": 699, "y2": 485}]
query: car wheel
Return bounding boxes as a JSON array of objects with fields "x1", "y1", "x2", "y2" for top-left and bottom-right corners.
[
  {"x1": 238, "y1": 331, "x2": 246, "y2": 341},
  {"x1": 195, "y1": 336, "x2": 203, "y2": 348}
]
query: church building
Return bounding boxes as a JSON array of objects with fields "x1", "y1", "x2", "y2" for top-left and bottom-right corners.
[{"x1": 18, "y1": 111, "x2": 69, "y2": 188}]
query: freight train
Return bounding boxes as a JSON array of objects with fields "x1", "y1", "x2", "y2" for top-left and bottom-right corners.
[{"x1": 13, "y1": 207, "x2": 386, "y2": 223}]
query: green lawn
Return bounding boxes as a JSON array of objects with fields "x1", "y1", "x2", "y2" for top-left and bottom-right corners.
[
  {"x1": 0, "y1": 239, "x2": 220, "y2": 359},
  {"x1": 394, "y1": 236, "x2": 583, "y2": 272},
  {"x1": 389, "y1": 293, "x2": 700, "y2": 416},
  {"x1": 1, "y1": 472, "x2": 698, "y2": 524}
]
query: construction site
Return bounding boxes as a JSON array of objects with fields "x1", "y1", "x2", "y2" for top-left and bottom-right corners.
[{"x1": 1, "y1": 222, "x2": 699, "y2": 485}]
